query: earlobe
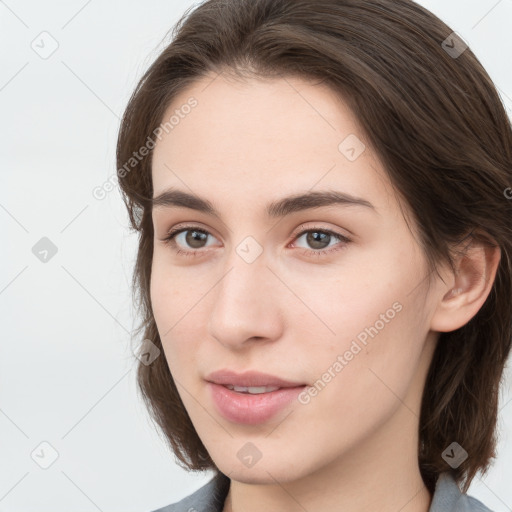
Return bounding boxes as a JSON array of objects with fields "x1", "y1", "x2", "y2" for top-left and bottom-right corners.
[{"x1": 430, "y1": 239, "x2": 501, "y2": 333}]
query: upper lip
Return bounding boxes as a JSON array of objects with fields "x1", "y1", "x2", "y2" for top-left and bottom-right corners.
[{"x1": 205, "y1": 369, "x2": 306, "y2": 388}]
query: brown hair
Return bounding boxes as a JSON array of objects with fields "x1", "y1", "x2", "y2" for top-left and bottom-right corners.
[{"x1": 116, "y1": 0, "x2": 512, "y2": 495}]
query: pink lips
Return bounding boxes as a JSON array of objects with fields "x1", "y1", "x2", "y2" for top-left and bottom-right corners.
[{"x1": 205, "y1": 369, "x2": 307, "y2": 425}]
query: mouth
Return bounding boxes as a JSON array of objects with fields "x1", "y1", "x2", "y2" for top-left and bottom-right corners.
[
  {"x1": 207, "y1": 381, "x2": 307, "y2": 424},
  {"x1": 204, "y1": 369, "x2": 308, "y2": 424},
  {"x1": 205, "y1": 368, "x2": 306, "y2": 389},
  {"x1": 205, "y1": 370, "x2": 308, "y2": 425},
  {"x1": 222, "y1": 384, "x2": 282, "y2": 394}
]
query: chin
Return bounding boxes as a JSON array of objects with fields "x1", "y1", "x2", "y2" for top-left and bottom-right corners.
[{"x1": 215, "y1": 455, "x2": 310, "y2": 485}]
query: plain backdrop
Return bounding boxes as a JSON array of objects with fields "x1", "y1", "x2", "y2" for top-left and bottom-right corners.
[{"x1": 1, "y1": 1, "x2": 511, "y2": 511}]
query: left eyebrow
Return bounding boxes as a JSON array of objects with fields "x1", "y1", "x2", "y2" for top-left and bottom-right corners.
[{"x1": 151, "y1": 188, "x2": 378, "y2": 219}]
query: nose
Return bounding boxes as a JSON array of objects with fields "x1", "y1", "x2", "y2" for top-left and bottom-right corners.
[{"x1": 208, "y1": 248, "x2": 284, "y2": 350}]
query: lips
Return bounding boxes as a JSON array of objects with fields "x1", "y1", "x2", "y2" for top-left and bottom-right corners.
[
  {"x1": 205, "y1": 369, "x2": 307, "y2": 424},
  {"x1": 205, "y1": 369, "x2": 305, "y2": 388}
]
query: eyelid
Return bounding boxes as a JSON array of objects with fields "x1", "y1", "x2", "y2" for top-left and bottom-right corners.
[
  {"x1": 162, "y1": 222, "x2": 220, "y2": 241},
  {"x1": 292, "y1": 223, "x2": 350, "y2": 239}
]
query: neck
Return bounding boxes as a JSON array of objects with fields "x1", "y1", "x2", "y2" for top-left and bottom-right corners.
[{"x1": 223, "y1": 430, "x2": 432, "y2": 512}]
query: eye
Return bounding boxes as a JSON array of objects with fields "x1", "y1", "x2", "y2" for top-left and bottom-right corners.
[
  {"x1": 291, "y1": 225, "x2": 351, "y2": 257},
  {"x1": 159, "y1": 224, "x2": 351, "y2": 258},
  {"x1": 161, "y1": 226, "x2": 218, "y2": 257}
]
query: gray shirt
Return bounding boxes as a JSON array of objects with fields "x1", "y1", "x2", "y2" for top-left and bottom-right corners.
[{"x1": 151, "y1": 471, "x2": 493, "y2": 512}]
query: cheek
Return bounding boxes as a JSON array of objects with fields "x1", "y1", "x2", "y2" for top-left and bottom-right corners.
[
  {"x1": 283, "y1": 244, "x2": 420, "y2": 352},
  {"x1": 150, "y1": 250, "x2": 202, "y2": 330},
  {"x1": 294, "y1": 244, "x2": 429, "y2": 399},
  {"x1": 149, "y1": 256, "x2": 201, "y2": 375},
  {"x1": 308, "y1": 292, "x2": 429, "y2": 429}
]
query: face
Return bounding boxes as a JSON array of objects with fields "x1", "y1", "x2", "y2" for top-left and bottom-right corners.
[{"x1": 150, "y1": 72, "x2": 444, "y2": 485}]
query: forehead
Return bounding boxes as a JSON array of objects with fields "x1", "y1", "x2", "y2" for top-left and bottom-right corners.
[{"x1": 151, "y1": 72, "x2": 395, "y2": 212}]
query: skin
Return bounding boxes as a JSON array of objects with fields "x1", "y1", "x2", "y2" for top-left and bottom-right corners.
[{"x1": 150, "y1": 72, "x2": 500, "y2": 512}]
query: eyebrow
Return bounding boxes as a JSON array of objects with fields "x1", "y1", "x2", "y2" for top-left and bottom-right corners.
[{"x1": 151, "y1": 188, "x2": 377, "y2": 218}]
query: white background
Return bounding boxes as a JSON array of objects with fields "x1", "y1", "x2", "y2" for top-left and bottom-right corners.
[{"x1": 1, "y1": 1, "x2": 511, "y2": 511}]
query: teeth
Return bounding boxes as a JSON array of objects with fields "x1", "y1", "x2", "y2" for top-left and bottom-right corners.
[{"x1": 225, "y1": 384, "x2": 281, "y2": 394}]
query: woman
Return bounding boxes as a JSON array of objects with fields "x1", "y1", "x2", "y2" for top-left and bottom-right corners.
[{"x1": 116, "y1": 0, "x2": 512, "y2": 511}]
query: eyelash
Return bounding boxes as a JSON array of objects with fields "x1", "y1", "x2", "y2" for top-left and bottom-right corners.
[{"x1": 160, "y1": 224, "x2": 352, "y2": 258}]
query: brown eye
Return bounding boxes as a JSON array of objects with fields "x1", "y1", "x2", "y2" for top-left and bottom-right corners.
[
  {"x1": 292, "y1": 226, "x2": 351, "y2": 256},
  {"x1": 183, "y1": 229, "x2": 209, "y2": 249},
  {"x1": 162, "y1": 227, "x2": 214, "y2": 250},
  {"x1": 303, "y1": 231, "x2": 332, "y2": 250}
]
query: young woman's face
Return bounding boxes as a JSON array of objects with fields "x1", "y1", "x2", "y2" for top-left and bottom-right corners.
[{"x1": 150, "y1": 73, "x2": 445, "y2": 484}]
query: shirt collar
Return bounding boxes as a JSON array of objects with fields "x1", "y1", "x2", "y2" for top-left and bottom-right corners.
[{"x1": 197, "y1": 470, "x2": 487, "y2": 512}]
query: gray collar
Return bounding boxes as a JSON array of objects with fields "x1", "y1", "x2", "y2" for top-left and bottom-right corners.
[
  {"x1": 154, "y1": 471, "x2": 493, "y2": 512},
  {"x1": 429, "y1": 472, "x2": 492, "y2": 511}
]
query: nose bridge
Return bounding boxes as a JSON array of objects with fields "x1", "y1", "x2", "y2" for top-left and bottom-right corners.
[{"x1": 208, "y1": 242, "x2": 283, "y2": 348}]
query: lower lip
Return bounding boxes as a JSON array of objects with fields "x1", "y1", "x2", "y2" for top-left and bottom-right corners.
[{"x1": 207, "y1": 382, "x2": 306, "y2": 425}]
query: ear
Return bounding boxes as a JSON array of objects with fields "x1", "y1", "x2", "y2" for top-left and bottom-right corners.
[{"x1": 430, "y1": 236, "x2": 501, "y2": 333}]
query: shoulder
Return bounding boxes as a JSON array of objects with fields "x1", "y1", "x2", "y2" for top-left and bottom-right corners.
[
  {"x1": 149, "y1": 473, "x2": 230, "y2": 512},
  {"x1": 430, "y1": 472, "x2": 494, "y2": 512}
]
